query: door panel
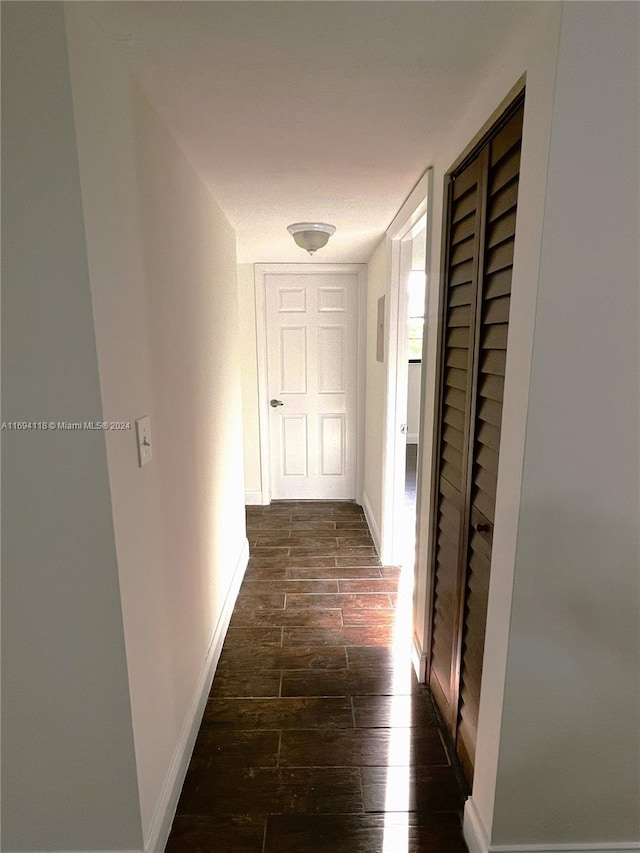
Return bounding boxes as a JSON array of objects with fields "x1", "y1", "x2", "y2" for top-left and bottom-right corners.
[
  {"x1": 428, "y1": 155, "x2": 483, "y2": 726},
  {"x1": 280, "y1": 415, "x2": 308, "y2": 477},
  {"x1": 266, "y1": 273, "x2": 358, "y2": 500},
  {"x1": 455, "y1": 103, "x2": 522, "y2": 781},
  {"x1": 428, "y1": 96, "x2": 524, "y2": 786},
  {"x1": 279, "y1": 327, "x2": 307, "y2": 393},
  {"x1": 318, "y1": 326, "x2": 345, "y2": 393}
]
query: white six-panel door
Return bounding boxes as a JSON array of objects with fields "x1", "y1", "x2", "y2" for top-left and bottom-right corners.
[{"x1": 265, "y1": 271, "x2": 359, "y2": 499}]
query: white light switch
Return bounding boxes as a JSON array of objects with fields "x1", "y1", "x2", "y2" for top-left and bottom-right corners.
[{"x1": 135, "y1": 416, "x2": 153, "y2": 467}]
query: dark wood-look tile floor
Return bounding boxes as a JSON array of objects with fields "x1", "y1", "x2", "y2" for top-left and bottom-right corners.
[{"x1": 167, "y1": 501, "x2": 468, "y2": 852}]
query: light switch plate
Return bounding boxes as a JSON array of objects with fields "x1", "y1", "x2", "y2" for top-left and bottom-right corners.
[{"x1": 135, "y1": 416, "x2": 153, "y2": 467}]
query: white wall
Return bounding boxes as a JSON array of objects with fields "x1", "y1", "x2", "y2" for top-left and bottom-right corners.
[
  {"x1": 1, "y1": 3, "x2": 142, "y2": 850},
  {"x1": 491, "y1": 3, "x2": 639, "y2": 845},
  {"x1": 238, "y1": 263, "x2": 263, "y2": 502},
  {"x1": 65, "y1": 6, "x2": 247, "y2": 848},
  {"x1": 362, "y1": 237, "x2": 391, "y2": 535}
]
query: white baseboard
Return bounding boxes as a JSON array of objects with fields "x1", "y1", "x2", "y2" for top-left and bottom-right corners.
[
  {"x1": 361, "y1": 490, "x2": 381, "y2": 556},
  {"x1": 143, "y1": 538, "x2": 250, "y2": 853},
  {"x1": 464, "y1": 797, "x2": 491, "y2": 853},
  {"x1": 244, "y1": 490, "x2": 266, "y2": 505},
  {"x1": 464, "y1": 800, "x2": 640, "y2": 853},
  {"x1": 411, "y1": 631, "x2": 427, "y2": 682}
]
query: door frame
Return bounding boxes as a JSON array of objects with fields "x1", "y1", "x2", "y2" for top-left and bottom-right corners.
[
  {"x1": 254, "y1": 263, "x2": 367, "y2": 505},
  {"x1": 380, "y1": 169, "x2": 432, "y2": 565}
]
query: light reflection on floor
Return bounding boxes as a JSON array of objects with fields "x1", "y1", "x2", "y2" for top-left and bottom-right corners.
[{"x1": 382, "y1": 484, "x2": 416, "y2": 853}]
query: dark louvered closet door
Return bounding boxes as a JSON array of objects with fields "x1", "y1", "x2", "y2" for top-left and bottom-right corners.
[
  {"x1": 456, "y1": 103, "x2": 523, "y2": 780},
  {"x1": 428, "y1": 156, "x2": 483, "y2": 727},
  {"x1": 428, "y1": 95, "x2": 524, "y2": 788}
]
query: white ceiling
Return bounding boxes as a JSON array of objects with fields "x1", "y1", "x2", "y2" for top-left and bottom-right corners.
[{"x1": 85, "y1": 1, "x2": 541, "y2": 264}]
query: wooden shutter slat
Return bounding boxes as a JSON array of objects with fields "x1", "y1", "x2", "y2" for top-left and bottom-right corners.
[
  {"x1": 480, "y1": 349, "x2": 506, "y2": 376},
  {"x1": 433, "y1": 606, "x2": 455, "y2": 636},
  {"x1": 451, "y1": 236, "x2": 476, "y2": 266},
  {"x1": 469, "y1": 525, "x2": 492, "y2": 562},
  {"x1": 485, "y1": 242, "x2": 514, "y2": 276},
  {"x1": 452, "y1": 164, "x2": 480, "y2": 199},
  {"x1": 490, "y1": 108, "x2": 525, "y2": 166},
  {"x1": 443, "y1": 406, "x2": 465, "y2": 431},
  {"x1": 445, "y1": 386, "x2": 466, "y2": 413},
  {"x1": 447, "y1": 330, "x2": 470, "y2": 351},
  {"x1": 446, "y1": 347, "x2": 469, "y2": 369},
  {"x1": 483, "y1": 295, "x2": 511, "y2": 325},
  {"x1": 486, "y1": 210, "x2": 517, "y2": 249},
  {"x1": 459, "y1": 676, "x2": 480, "y2": 721},
  {"x1": 472, "y1": 488, "x2": 496, "y2": 522},
  {"x1": 484, "y1": 268, "x2": 512, "y2": 300},
  {"x1": 475, "y1": 421, "x2": 500, "y2": 453},
  {"x1": 482, "y1": 324, "x2": 508, "y2": 349},
  {"x1": 448, "y1": 305, "x2": 472, "y2": 327},
  {"x1": 479, "y1": 373, "x2": 505, "y2": 403},
  {"x1": 474, "y1": 466, "x2": 496, "y2": 500},
  {"x1": 453, "y1": 190, "x2": 477, "y2": 223},
  {"x1": 450, "y1": 260, "x2": 474, "y2": 287},
  {"x1": 488, "y1": 179, "x2": 518, "y2": 223},
  {"x1": 452, "y1": 213, "x2": 477, "y2": 246},
  {"x1": 446, "y1": 367, "x2": 468, "y2": 392},
  {"x1": 439, "y1": 495, "x2": 461, "y2": 525},
  {"x1": 462, "y1": 624, "x2": 486, "y2": 672},
  {"x1": 468, "y1": 553, "x2": 491, "y2": 595},
  {"x1": 475, "y1": 443, "x2": 498, "y2": 476},
  {"x1": 489, "y1": 144, "x2": 521, "y2": 194},
  {"x1": 476, "y1": 397, "x2": 502, "y2": 428},
  {"x1": 439, "y1": 512, "x2": 460, "y2": 545},
  {"x1": 443, "y1": 424, "x2": 464, "y2": 453},
  {"x1": 441, "y1": 460, "x2": 463, "y2": 490},
  {"x1": 436, "y1": 538, "x2": 459, "y2": 570},
  {"x1": 449, "y1": 283, "x2": 474, "y2": 308},
  {"x1": 440, "y1": 474, "x2": 462, "y2": 506},
  {"x1": 442, "y1": 442, "x2": 463, "y2": 473}
]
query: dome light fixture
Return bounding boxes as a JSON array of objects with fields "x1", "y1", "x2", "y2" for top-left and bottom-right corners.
[{"x1": 287, "y1": 222, "x2": 336, "y2": 255}]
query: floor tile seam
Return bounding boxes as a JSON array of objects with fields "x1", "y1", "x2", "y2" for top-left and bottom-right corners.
[
  {"x1": 272, "y1": 762, "x2": 432, "y2": 771},
  {"x1": 202, "y1": 726, "x2": 358, "y2": 732},
  {"x1": 277, "y1": 695, "x2": 419, "y2": 701},
  {"x1": 272, "y1": 762, "x2": 455, "y2": 770},
  {"x1": 276, "y1": 727, "x2": 448, "y2": 739},
  {"x1": 356, "y1": 766, "x2": 365, "y2": 814}
]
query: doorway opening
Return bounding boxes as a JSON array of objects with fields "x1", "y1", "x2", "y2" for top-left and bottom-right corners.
[
  {"x1": 400, "y1": 222, "x2": 427, "y2": 572},
  {"x1": 380, "y1": 169, "x2": 431, "y2": 580}
]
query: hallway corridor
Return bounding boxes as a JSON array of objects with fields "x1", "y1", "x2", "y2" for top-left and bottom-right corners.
[{"x1": 167, "y1": 501, "x2": 468, "y2": 852}]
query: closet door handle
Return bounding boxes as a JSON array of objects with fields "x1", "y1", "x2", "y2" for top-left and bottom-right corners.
[{"x1": 474, "y1": 522, "x2": 490, "y2": 533}]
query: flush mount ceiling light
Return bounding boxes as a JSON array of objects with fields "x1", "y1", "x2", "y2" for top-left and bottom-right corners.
[{"x1": 287, "y1": 222, "x2": 336, "y2": 255}]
